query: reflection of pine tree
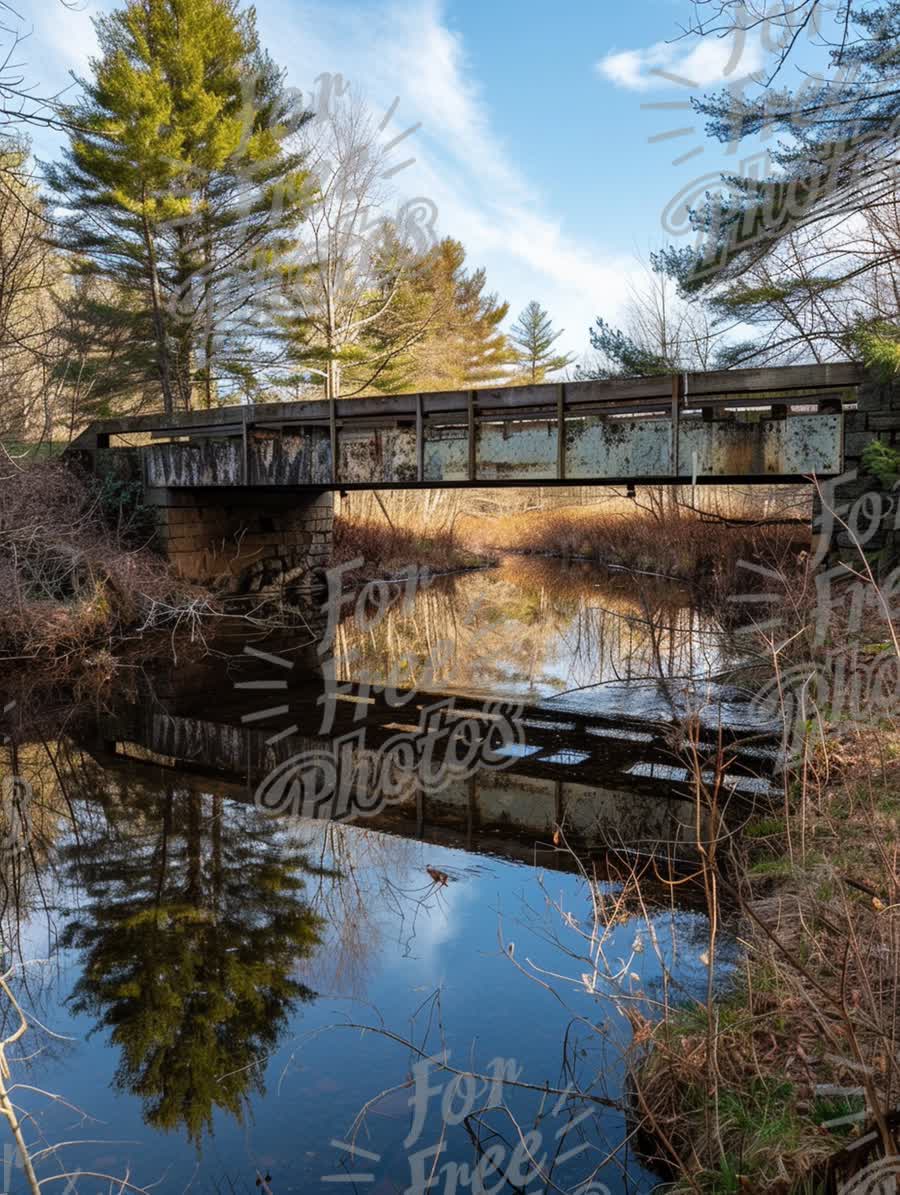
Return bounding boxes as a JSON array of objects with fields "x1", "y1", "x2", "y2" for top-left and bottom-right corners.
[{"x1": 60, "y1": 785, "x2": 325, "y2": 1144}]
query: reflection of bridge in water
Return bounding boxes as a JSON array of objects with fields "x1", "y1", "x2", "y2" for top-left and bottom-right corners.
[{"x1": 81, "y1": 648, "x2": 781, "y2": 872}]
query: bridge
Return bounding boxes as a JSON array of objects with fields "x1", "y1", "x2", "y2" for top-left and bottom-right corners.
[
  {"x1": 79, "y1": 649, "x2": 781, "y2": 872},
  {"x1": 69, "y1": 361, "x2": 897, "y2": 591}
]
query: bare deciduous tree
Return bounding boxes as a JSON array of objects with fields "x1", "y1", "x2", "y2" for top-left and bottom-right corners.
[
  {"x1": 277, "y1": 93, "x2": 436, "y2": 402},
  {"x1": 0, "y1": 2, "x2": 81, "y2": 134},
  {"x1": 0, "y1": 142, "x2": 62, "y2": 445},
  {"x1": 581, "y1": 253, "x2": 722, "y2": 380}
]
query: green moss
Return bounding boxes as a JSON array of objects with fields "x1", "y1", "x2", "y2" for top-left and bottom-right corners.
[
  {"x1": 745, "y1": 816, "x2": 786, "y2": 838},
  {"x1": 748, "y1": 857, "x2": 796, "y2": 878}
]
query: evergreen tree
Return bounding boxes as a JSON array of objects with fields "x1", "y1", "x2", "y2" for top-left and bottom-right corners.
[
  {"x1": 46, "y1": 0, "x2": 311, "y2": 414},
  {"x1": 279, "y1": 215, "x2": 436, "y2": 399},
  {"x1": 61, "y1": 782, "x2": 325, "y2": 1144},
  {"x1": 345, "y1": 224, "x2": 441, "y2": 395},
  {"x1": 586, "y1": 317, "x2": 675, "y2": 378},
  {"x1": 658, "y1": 2, "x2": 900, "y2": 365},
  {"x1": 583, "y1": 259, "x2": 719, "y2": 378},
  {"x1": 52, "y1": 271, "x2": 161, "y2": 417},
  {"x1": 407, "y1": 238, "x2": 513, "y2": 390},
  {"x1": 509, "y1": 300, "x2": 574, "y2": 382},
  {"x1": 299, "y1": 236, "x2": 513, "y2": 395}
]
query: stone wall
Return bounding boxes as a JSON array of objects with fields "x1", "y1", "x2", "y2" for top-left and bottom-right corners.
[
  {"x1": 146, "y1": 486, "x2": 334, "y2": 594},
  {"x1": 813, "y1": 379, "x2": 900, "y2": 572}
]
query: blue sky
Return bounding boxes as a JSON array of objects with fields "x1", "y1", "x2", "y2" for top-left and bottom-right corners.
[{"x1": 25, "y1": 0, "x2": 783, "y2": 358}]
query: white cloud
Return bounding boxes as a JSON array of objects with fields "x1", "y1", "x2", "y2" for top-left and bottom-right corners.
[
  {"x1": 26, "y1": 0, "x2": 638, "y2": 358},
  {"x1": 14, "y1": 0, "x2": 111, "y2": 163},
  {"x1": 597, "y1": 34, "x2": 764, "y2": 92},
  {"x1": 262, "y1": 0, "x2": 635, "y2": 357},
  {"x1": 35, "y1": 0, "x2": 105, "y2": 74}
]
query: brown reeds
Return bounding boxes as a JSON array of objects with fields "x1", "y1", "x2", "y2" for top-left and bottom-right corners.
[
  {"x1": 331, "y1": 513, "x2": 494, "y2": 587},
  {"x1": 624, "y1": 492, "x2": 900, "y2": 1192},
  {"x1": 459, "y1": 504, "x2": 809, "y2": 591},
  {"x1": 0, "y1": 459, "x2": 207, "y2": 668}
]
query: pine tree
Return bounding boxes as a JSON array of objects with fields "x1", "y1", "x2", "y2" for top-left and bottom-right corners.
[
  {"x1": 658, "y1": 2, "x2": 900, "y2": 365},
  {"x1": 274, "y1": 97, "x2": 449, "y2": 401},
  {"x1": 407, "y1": 238, "x2": 513, "y2": 390},
  {"x1": 284, "y1": 233, "x2": 514, "y2": 397},
  {"x1": 343, "y1": 224, "x2": 440, "y2": 395},
  {"x1": 584, "y1": 257, "x2": 720, "y2": 377},
  {"x1": 509, "y1": 300, "x2": 574, "y2": 383},
  {"x1": 61, "y1": 782, "x2": 324, "y2": 1144},
  {"x1": 47, "y1": 0, "x2": 311, "y2": 414}
]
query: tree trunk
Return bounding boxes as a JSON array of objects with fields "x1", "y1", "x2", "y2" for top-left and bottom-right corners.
[
  {"x1": 174, "y1": 225, "x2": 196, "y2": 411},
  {"x1": 141, "y1": 206, "x2": 175, "y2": 415}
]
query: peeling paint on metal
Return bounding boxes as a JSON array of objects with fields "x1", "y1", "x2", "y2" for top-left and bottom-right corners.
[
  {"x1": 339, "y1": 428, "x2": 417, "y2": 482},
  {"x1": 142, "y1": 411, "x2": 843, "y2": 486},
  {"x1": 567, "y1": 417, "x2": 672, "y2": 479}
]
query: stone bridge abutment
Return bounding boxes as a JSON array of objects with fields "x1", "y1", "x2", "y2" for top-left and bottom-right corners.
[
  {"x1": 145, "y1": 486, "x2": 334, "y2": 594},
  {"x1": 813, "y1": 377, "x2": 900, "y2": 572}
]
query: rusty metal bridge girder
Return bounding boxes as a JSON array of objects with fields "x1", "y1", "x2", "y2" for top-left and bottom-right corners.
[{"x1": 72, "y1": 363, "x2": 863, "y2": 489}]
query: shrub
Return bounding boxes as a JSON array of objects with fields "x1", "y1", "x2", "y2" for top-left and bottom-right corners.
[{"x1": 0, "y1": 460, "x2": 200, "y2": 665}]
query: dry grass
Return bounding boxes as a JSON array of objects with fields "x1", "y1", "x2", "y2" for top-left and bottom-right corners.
[
  {"x1": 459, "y1": 504, "x2": 809, "y2": 591},
  {"x1": 631, "y1": 719, "x2": 900, "y2": 1192},
  {"x1": 625, "y1": 539, "x2": 900, "y2": 1192},
  {"x1": 0, "y1": 460, "x2": 208, "y2": 669},
  {"x1": 331, "y1": 514, "x2": 495, "y2": 587}
]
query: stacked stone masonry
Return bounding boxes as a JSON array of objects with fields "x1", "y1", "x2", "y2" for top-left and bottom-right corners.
[{"x1": 146, "y1": 487, "x2": 334, "y2": 593}]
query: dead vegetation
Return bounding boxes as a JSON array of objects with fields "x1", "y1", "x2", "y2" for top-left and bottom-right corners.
[
  {"x1": 0, "y1": 458, "x2": 211, "y2": 670},
  {"x1": 628, "y1": 717, "x2": 900, "y2": 1193},
  {"x1": 331, "y1": 512, "x2": 494, "y2": 587},
  {"x1": 618, "y1": 507, "x2": 900, "y2": 1192},
  {"x1": 338, "y1": 484, "x2": 811, "y2": 595},
  {"x1": 459, "y1": 503, "x2": 808, "y2": 591}
]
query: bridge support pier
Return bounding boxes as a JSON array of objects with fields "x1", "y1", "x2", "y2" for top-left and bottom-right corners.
[
  {"x1": 813, "y1": 379, "x2": 900, "y2": 573},
  {"x1": 146, "y1": 487, "x2": 334, "y2": 594}
]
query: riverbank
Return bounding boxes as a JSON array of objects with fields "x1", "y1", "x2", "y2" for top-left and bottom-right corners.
[
  {"x1": 0, "y1": 461, "x2": 212, "y2": 677},
  {"x1": 627, "y1": 555, "x2": 900, "y2": 1192},
  {"x1": 458, "y1": 504, "x2": 808, "y2": 592},
  {"x1": 331, "y1": 513, "x2": 497, "y2": 587},
  {"x1": 0, "y1": 469, "x2": 496, "y2": 677}
]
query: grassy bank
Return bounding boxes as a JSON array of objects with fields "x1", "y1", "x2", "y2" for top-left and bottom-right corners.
[
  {"x1": 625, "y1": 549, "x2": 900, "y2": 1191},
  {"x1": 0, "y1": 460, "x2": 210, "y2": 675},
  {"x1": 458, "y1": 504, "x2": 808, "y2": 590}
]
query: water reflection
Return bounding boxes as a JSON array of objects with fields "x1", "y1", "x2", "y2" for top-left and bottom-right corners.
[
  {"x1": 56, "y1": 768, "x2": 325, "y2": 1143},
  {"x1": 0, "y1": 558, "x2": 760, "y2": 1192},
  {"x1": 333, "y1": 557, "x2": 744, "y2": 714}
]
